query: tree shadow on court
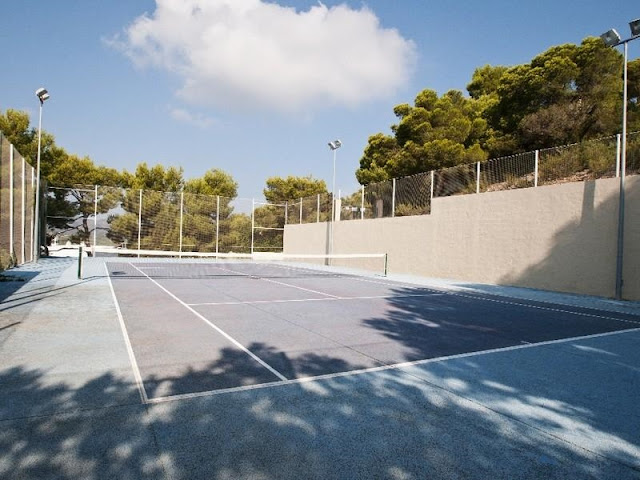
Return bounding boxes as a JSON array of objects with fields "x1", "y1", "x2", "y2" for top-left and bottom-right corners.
[
  {"x1": 143, "y1": 342, "x2": 373, "y2": 399},
  {"x1": 1, "y1": 339, "x2": 638, "y2": 479}
]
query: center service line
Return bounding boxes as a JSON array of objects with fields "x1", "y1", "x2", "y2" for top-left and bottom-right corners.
[{"x1": 128, "y1": 263, "x2": 288, "y2": 382}]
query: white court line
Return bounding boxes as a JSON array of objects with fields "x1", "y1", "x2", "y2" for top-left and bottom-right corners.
[
  {"x1": 127, "y1": 263, "x2": 288, "y2": 382},
  {"x1": 106, "y1": 264, "x2": 149, "y2": 404},
  {"x1": 212, "y1": 264, "x2": 339, "y2": 298},
  {"x1": 144, "y1": 326, "x2": 640, "y2": 404},
  {"x1": 187, "y1": 292, "x2": 442, "y2": 307},
  {"x1": 259, "y1": 263, "x2": 640, "y2": 326}
]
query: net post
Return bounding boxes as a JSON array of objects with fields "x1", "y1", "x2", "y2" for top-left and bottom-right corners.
[
  {"x1": 476, "y1": 162, "x2": 481, "y2": 194},
  {"x1": 299, "y1": 197, "x2": 303, "y2": 224},
  {"x1": 384, "y1": 253, "x2": 388, "y2": 277},
  {"x1": 316, "y1": 194, "x2": 320, "y2": 223},
  {"x1": 77, "y1": 244, "x2": 83, "y2": 279},
  {"x1": 93, "y1": 185, "x2": 98, "y2": 252},
  {"x1": 534, "y1": 150, "x2": 539, "y2": 187},
  {"x1": 361, "y1": 185, "x2": 364, "y2": 220}
]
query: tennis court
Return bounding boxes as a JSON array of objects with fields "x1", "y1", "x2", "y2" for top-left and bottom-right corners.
[{"x1": 88, "y1": 252, "x2": 640, "y2": 404}]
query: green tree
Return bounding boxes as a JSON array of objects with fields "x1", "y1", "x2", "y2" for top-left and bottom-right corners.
[
  {"x1": 356, "y1": 89, "x2": 488, "y2": 182},
  {"x1": 488, "y1": 37, "x2": 622, "y2": 150},
  {"x1": 45, "y1": 155, "x2": 126, "y2": 247},
  {"x1": 263, "y1": 175, "x2": 327, "y2": 202}
]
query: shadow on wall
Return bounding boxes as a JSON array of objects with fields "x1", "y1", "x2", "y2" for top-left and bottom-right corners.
[
  {"x1": 498, "y1": 179, "x2": 639, "y2": 300},
  {"x1": 1, "y1": 333, "x2": 637, "y2": 479}
]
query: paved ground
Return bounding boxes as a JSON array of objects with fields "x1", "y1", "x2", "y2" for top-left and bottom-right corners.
[{"x1": 1, "y1": 257, "x2": 639, "y2": 479}]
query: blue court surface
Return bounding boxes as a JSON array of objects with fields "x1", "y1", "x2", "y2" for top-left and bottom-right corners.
[
  {"x1": 102, "y1": 259, "x2": 640, "y2": 403},
  {"x1": 1, "y1": 257, "x2": 639, "y2": 480}
]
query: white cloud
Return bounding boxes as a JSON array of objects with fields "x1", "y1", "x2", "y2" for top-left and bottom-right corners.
[
  {"x1": 113, "y1": 0, "x2": 416, "y2": 112},
  {"x1": 169, "y1": 107, "x2": 216, "y2": 128}
]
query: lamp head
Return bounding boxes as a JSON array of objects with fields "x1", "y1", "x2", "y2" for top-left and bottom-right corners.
[
  {"x1": 600, "y1": 28, "x2": 621, "y2": 47},
  {"x1": 328, "y1": 139, "x2": 342, "y2": 150},
  {"x1": 35, "y1": 87, "x2": 50, "y2": 103},
  {"x1": 630, "y1": 19, "x2": 640, "y2": 37}
]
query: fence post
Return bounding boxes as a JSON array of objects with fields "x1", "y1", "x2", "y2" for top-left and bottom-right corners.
[
  {"x1": 93, "y1": 185, "x2": 98, "y2": 253},
  {"x1": 361, "y1": 185, "x2": 365, "y2": 220},
  {"x1": 215, "y1": 195, "x2": 220, "y2": 254},
  {"x1": 534, "y1": 150, "x2": 540, "y2": 187},
  {"x1": 251, "y1": 198, "x2": 255, "y2": 254},
  {"x1": 476, "y1": 162, "x2": 481, "y2": 194},
  {"x1": 9, "y1": 145, "x2": 14, "y2": 260},
  {"x1": 284, "y1": 201, "x2": 288, "y2": 225},
  {"x1": 179, "y1": 189, "x2": 184, "y2": 255},
  {"x1": 430, "y1": 170, "x2": 434, "y2": 208},
  {"x1": 137, "y1": 189, "x2": 143, "y2": 257},
  {"x1": 299, "y1": 197, "x2": 303, "y2": 224},
  {"x1": 316, "y1": 194, "x2": 320, "y2": 223},
  {"x1": 30, "y1": 167, "x2": 35, "y2": 262},
  {"x1": 21, "y1": 157, "x2": 25, "y2": 264},
  {"x1": 391, "y1": 179, "x2": 396, "y2": 217},
  {"x1": 616, "y1": 134, "x2": 621, "y2": 178}
]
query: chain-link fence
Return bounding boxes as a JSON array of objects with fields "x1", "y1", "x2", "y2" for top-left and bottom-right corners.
[
  {"x1": 42, "y1": 132, "x2": 640, "y2": 253},
  {"x1": 288, "y1": 132, "x2": 637, "y2": 222},
  {"x1": 0, "y1": 133, "x2": 36, "y2": 270},
  {"x1": 45, "y1": 186, "x2": 288, "y2": 255}
]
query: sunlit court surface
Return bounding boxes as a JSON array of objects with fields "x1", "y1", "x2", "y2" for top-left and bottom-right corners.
[{"x1": 0, "y1": 256, "x2": 639, "y2": 479}]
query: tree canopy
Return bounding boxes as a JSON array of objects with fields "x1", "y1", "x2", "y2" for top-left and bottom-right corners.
[{"x1": 356, "y1": 36, "x2": 640, "y2": 184}]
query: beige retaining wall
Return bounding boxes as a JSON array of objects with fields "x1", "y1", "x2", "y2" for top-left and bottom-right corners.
[{"x1": 284, "y1": 176, "x2": 640, "y2": 301}]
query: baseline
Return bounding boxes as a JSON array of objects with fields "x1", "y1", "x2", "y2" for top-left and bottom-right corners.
[{"x1": 144, "y1": 326, "x2": 640, "y2": 404}]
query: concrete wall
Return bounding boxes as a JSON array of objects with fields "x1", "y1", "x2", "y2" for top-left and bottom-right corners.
[{"x1": 284, "y1": 176, "x2": 640, "y2": 300}]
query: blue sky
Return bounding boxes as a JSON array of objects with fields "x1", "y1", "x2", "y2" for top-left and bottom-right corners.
[{"x1": 2, "y1": 0, "x2": 638, "y2": 200}]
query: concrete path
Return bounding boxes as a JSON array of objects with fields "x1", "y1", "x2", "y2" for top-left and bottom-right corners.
[{"x1": 0, "y1": 258, "x2": 638, "y2": 479}]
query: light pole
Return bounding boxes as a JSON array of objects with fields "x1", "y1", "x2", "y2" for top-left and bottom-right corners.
[
  {"x1": 328, "y1": 139, "x2": 342, "y2": 254},
  {"x1": 34, "y1": 87, "x2": 50, "y2": 260},
  {"x1": 600, "y1": 19, "x2": 640, "y2": 299}
]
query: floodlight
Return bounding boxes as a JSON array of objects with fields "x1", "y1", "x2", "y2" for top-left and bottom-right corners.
[
  {"x1": 630, "y1": 19, "x2": 640, "y2": 37},
  {"x1": 328, "y1": 140, "x2": 342, "y2": 150},
  {"x1": 35, "y1": 87, "x2": 50, "y2": 103},
  {"x1": 600, "y1": 29, "x2": 621, "y2": 47}
]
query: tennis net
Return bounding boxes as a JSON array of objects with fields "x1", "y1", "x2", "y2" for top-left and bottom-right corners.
[{"x1": 78, "y1": 246, "x2": 388, "y2": 280}]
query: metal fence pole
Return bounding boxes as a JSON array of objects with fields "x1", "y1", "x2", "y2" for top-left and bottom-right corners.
[
  {"x1": 93, "y1": 185, "x2": 98, "y2": 252},
  {"x1": 215, "y1": 195, "x2": 220, "y2": 254},
  {"x1": 251, "y1": 198, "x2": 255, "y2": 254},
  {"x1": 317, "y1": 194, "x2": 320, "y2": 223},
  {"x1": 179, "y1": 190, "x2": 184, "y2": 254},
  {"x1": 21, "y1": 157, "x2": 25, "y2": 264},
  {"x1": 284, "y1": 201, "x2": 288, "y2": 226},
  {"x1": 476, "y1": 162, "x2": 481, "y2": 194},
  {"x1": 9, "y1": 145, "x2": 14, "y2": 260},
  {"x1": 361, "y1": 185, "x2": 364, "y2": 220},
  {"x1": 430, "y1": 170, "x2": 434, "y2": 208},
  {"x1": 616, "y1": 134, "x2": 621, "y2": 178},
  {"x1": 391, "y1": 179, "x2": 396, "y2": 217},
  {"x1": 30, "y1": 167, "x2": 35, "y2": 262},
  {"x1": 299, "y1": 197, "x2": 303, "y2": 224},
  {"x1": 137, "y1": 189, "x2": 143, "y2": 257},
  {"x1": 534, "y1": 150, "x2": 539, "y2": 187}
]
